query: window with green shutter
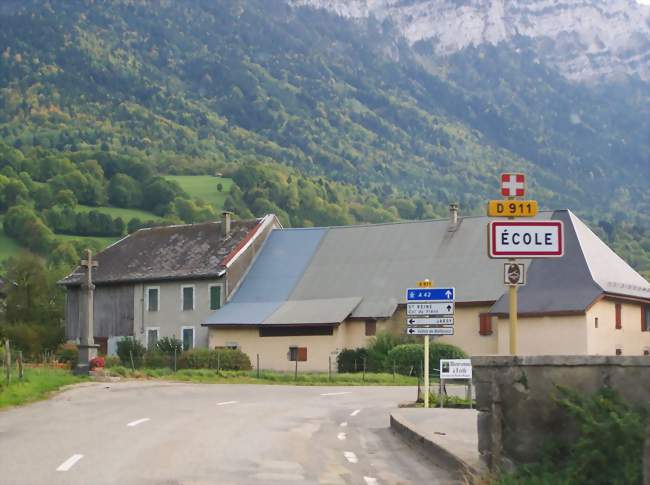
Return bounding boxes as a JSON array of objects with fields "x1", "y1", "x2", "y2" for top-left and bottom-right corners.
[{"x1": 210, "y1": 285, "x2": 222, "y2": 310}]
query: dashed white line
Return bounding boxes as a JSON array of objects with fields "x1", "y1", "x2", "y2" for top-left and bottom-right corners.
[
  {"x1": 337, "y1": 432, "x2": 347, "y2": 441},
  {"x1": 364, "y1": 477, "x2": 379, "y2": 485},
  {"x1": 340, "y1": 422, "x2": 348, "y2": 427},
  {"x1": 343, "y1": 451, "x2": 358, "y2": 464},
  {"x1": 56, "y1": 454, "x2": 83, "y2": 471},
  {"x1": 350, "y1": 409, "x2": 362, "y2": 417},
  {"x1": 127, "y1": 418, "x2": 150, "y2": 427},
  {"x1": 320, "y1": 392, "x2": 351, "y2": 396},
  {"x1": 217, "y1": 401, "x2": 238, "y2": 406}
]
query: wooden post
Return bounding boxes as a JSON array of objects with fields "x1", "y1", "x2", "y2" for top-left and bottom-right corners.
[
  {"x1": 362, "y1": 358, "x2": 366, "y2": 382},
  {"x1": 18, "y1": 351, "x2": 24, "y2": 382},
  {"x1": 328, "y1": 356, "x2": 332, "y2": 381},
  {"x1": 216, "y1": 351, "x2": 219, "y2": 373},
  {"x1": 256, "y1": 354, "x2": 260, "y2": 378},
  {"x1": 294, "y1": 359, "x2": 298, "y2": 381},
  {"x1": 5, "y1": 339, "x2": 11, "y2": 385}
]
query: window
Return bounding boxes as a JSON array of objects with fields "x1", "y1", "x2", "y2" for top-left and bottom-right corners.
[
  {"x1": 594, "y1": 317, "x2": 599, "y2": 329},
  {"x1": 182, "y1": 285, "x2": 195, "y2": 311},
  {"x1": 288, "y1": 346, "x2": 307, "y2": 362},
  {"x1": 225, "y1": 342, "x2": 239, "y2": 350},
  {"x1": 147, "y1": 287, "x2": 159, "y2": 312},
  {"x1": 642, "y1": 305, "x2": 650, "y2": 332},
  {"x1": 615, "y1": 303, "x2": 622, "y2": 329},
  {"x1": 615, "y1": 348, "x2": 622, "y2": 356},
  {"x1": 644, "y1": 349, "x2": 649, "y2": 356},
  {"x1": 181, "y1": 326, "x2": 195, "y2": 351},
  {"x1": 479, "y1": 314, "x2": 493, "y2": 336},
  {"x1": 146, "y1": 327, "x2": 159, "y2": 350},
  {"x1": 209, "y1": 285, "x2": 222, "y2": 311},
  {"x1": 365, "y1": 320, "x2": 377, "y2": 336}
]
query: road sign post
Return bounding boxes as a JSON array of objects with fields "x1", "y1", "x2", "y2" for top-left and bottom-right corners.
[{"x1": 406, "y1": 281, "x2": 455, "y2": 409}]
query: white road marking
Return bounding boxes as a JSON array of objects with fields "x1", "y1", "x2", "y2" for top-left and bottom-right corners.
[
  {"x1": 340, "y1": 422, "x2": 348, "y2": 427},
  {"x1": 320, "y1": 391, "x2": 351, "y2": 396},
  {"x1": 56, "y1": 454, "x2": 83, "y2": 471},
  {"x1": 364, "y1": 477, "x2": 379, "y2": 485},
  {"x1": 350, "y1": 409, "x2": 362, "y2": 417},
  {"x1": 337, "y1": 432, "x2": 347, "y2": 441},
  {"x1": 217, "y1": 401, "x2": 238, "y2": 406},
  {"x1": 343, "y1": 451, "x2": 358, "y2": 464},
  {"x1": 127, "y1": 418, "x2": 150, "y2": 427}
]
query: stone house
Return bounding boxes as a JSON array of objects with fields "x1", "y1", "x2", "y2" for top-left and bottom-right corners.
[
  {"x1": 205, "y1": 209, "x2": 650, "y2": 371},
  {"x1": 60, "y1": 214, "x2": 279, "y2": 354}
]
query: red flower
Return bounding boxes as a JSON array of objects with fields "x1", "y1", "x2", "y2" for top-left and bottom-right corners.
[{"x1": 90, "y1": 357, "x2": 105, "y2": 370}]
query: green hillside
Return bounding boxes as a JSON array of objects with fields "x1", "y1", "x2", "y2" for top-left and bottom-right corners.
[
  {"x1": 0, "y1": 0, "x2": 648, "y2": 275},
  {"x1": 164, "y1": 176, "x2": 232, "y2": 211}
]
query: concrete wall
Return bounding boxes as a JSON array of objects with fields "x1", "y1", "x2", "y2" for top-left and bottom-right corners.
[
  {"x1": 209, "y1": 326, "x2": 344, "y2": 372},
  {"x1": 587, "y1": 299, "x2": 650, "y2": 355},
  {"x1": 496, "y1": 314, "x2": 588, "y2": 355},
  {"x1": 472, "y1": 355, "x2": 650, "y2": 471},
  {"x1": 134, "y1": 279, "x2": 224, "y2": 349}
]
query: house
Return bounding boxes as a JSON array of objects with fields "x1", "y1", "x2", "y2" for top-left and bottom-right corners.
[
  {"x1": 60, "y1": 213, "x2": 280, "y2": 354},
  {"x1": 204, "y1": 209, "x2": 650, "y2": 371}
]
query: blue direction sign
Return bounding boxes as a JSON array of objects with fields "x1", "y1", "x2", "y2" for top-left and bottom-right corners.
[{"x1": 406, "y1": 287, "x2": 455, "y2": 302}]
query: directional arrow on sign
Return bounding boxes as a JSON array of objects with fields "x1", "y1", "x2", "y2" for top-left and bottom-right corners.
[
  {"x1": 407, "y1": 317, "x2": 454, "y2": 326},
  {"x1": 406, "y1": 327, "x2": 454, "y2": 336},
  {"x1": 407, "y1": 302, "x2": 455, "y2": 316}
]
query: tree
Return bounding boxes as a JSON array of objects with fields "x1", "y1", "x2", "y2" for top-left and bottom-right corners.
[{"x1": 108, "y1": 173, "x2": 142, "y2": 208}]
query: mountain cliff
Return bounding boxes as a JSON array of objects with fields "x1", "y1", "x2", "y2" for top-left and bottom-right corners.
[{"x1": 294, "y1": 0, "x2": 650, "y2": 82}]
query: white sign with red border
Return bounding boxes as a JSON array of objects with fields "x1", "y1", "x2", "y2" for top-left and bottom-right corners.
[
  {"x1": 488, "y1": 221, "x2": 564, "y2": 258},
  {"x1": 501, "y1": 173, "x2": 526, "y2": 197}
]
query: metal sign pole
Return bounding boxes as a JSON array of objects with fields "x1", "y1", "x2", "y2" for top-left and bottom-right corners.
[
  {"x1": 508, "y1": 195, "x2": 518, "y2": 355},
  {"x1": 424, "y1": 334, "x2": 430, "y2": 408}
]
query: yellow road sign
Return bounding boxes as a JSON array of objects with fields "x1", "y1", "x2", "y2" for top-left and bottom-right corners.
[
  {"x1": 417, "y1": 279, "x2": 432, "y2": 288},
  {"x1": 487, "y1": 200, "x2": 538, "y2": 217}
]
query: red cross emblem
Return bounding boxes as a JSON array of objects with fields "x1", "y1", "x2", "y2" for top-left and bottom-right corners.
[{"x1": 501, "y1": 173, "x2": 525, "y2": 197}]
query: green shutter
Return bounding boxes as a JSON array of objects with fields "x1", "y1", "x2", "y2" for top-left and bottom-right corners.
[{"x1": 210, "y1": 286, "x2": 221, "y2": 310}]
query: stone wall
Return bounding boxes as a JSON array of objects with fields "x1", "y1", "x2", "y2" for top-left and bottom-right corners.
[{"x1": 471, "y1": 355, "x2": 650, "y2": 472}]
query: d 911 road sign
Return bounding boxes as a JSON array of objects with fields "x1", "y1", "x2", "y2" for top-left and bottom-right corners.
[
  {"x1": 501, "y1": 173, "x2": 526, "y2": 197},
  {"x1": 487, "y1": 200, "x2": 538, "y2": 217},
  {"x1": 488, "y1": 221, "x2": 564, "y2": 258}
]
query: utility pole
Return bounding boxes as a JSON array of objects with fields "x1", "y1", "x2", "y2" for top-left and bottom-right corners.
[{"x1": 76, "y1": 249, "x2": 99, "y2": 375}]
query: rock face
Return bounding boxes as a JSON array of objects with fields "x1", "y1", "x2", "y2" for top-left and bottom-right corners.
[{"x1": 292, "y1": 0, "x2": 650, "y2": 83}]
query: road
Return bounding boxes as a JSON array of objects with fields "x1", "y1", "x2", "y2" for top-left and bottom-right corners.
[{"x1": 0, "y1": 381, "x2": 456, "y2": 485}]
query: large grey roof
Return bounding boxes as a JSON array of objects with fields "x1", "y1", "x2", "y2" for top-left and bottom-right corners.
[
  {"x1": 60, "y1": 219, "x2": 262, "y2": 286},
  {"x1": 206, "y1": 210, "x2": 650, "y2": 326}
]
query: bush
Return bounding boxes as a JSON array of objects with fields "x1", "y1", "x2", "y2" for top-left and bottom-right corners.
[
  {"x1": 116, "y1": 337, "x2": 146, "y2": 368},
  {"x1": 56, "y1": 342, "x2": 79, "y2": 369},
  {"x1": 103, "y1": 355, "x2": 120, "y2": 368},
  {"x1": 178, "y1": 348, "x2": 252, "y2": 371},
  {"x1": 89, "y1": 356, "x2": 105, "y2": 370},
  {"x1": 143, "y1": 351, "x2": 171, "y2": 368},
  {"x1": 386, "y1": 342, "x2": 467, "y2": 376},
  {"x1": 500, "y1": 387, "x2": 647, "y2": 484},
  {"x1": 365, "y1": 331, "x2": 402, "y2": 372},
  {"x1": 156, "y1": 336, "x2": 182, "y2": 355},
  {"x1": 336, "y1": 348, "x2": 367, "y2": 373},
  {"x1": 3, "y1": 323, "x2": 64, "y2": 360}
]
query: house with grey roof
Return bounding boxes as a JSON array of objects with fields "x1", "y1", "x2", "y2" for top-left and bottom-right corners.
[
  {"x1": 60, "y1": 213, "x2": 280, "y2": 354},
  {"x1": 205, "y1": 209, "x2": 650, "y2": 371}
]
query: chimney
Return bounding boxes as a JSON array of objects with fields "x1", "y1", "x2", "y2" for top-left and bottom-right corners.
[
  {"x1": 222, "y1": 211, "x2": 233, "y2": 237},
  {"x1": 449, "y1": 203, "x2": 459, "y2": 228}
]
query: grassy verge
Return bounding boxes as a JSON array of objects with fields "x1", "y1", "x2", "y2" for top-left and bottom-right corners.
[
  {"x1": 105, "y1": 367, "x2": 419, "y2": 386},
  {"x1": 0, "y1": 367, "x2": 86, "y2": 410},
  {"x1": 164, "y1": 175, "x2": 232, "y2": 209}
]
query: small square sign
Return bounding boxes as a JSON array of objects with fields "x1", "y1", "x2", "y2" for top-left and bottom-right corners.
[{"x1": 501, "y1": 173, "x2": 526, "y2": 197}]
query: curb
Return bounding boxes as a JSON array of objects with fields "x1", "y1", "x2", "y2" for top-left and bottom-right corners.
[{"x1": 390, "y1": 412, "x2": 481, "y2": 478}]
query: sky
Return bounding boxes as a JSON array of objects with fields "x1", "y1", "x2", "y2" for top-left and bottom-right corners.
[{"x1": 638, "y1": 0, "x2": 650, "y2": 4}]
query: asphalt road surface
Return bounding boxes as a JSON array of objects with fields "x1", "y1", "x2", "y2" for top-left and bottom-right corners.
[{"x1": 0, "y1": 381, "x2": 456, "y2": 485}]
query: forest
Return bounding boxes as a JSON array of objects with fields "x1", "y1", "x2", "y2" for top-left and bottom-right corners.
[{"x1": 0, "y1": 0, "x2": 647, "y2": 280}]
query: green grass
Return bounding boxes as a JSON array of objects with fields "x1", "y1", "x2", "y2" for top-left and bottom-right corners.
[
  {"x1": 105, "y1": 367, "x2": 419, "y2": 386},
  {"x1": 54, "y1": 233, "x2": 120, "y2": 247},
  {"x1": 75, "y1": 204, "x2": 162, "y2": 222},
  {"x1": 0, "y1": 367, "x2": 86, "y2": 410},
  {"x1": 164, "y1": 175, "x2": 233, "y2": 209}
]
